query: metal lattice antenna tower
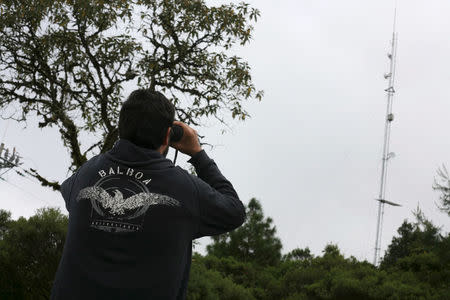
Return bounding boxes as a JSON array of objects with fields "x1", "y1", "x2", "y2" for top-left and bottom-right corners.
[
  {"x1": 0, "y1": 143, "x2": 21, "y2": 179},
  {"x1": 373, "y1": 8, "x2": 401, "y2": 266}
]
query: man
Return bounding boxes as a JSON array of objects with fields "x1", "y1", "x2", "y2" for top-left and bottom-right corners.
[{"x1": 50, "y1": 89, "x2": 246, "y2": 300}]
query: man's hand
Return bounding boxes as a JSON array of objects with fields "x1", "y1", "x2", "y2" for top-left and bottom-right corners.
[{"x1": 170, "y1": 121, "x2": 202, "y2": 157}]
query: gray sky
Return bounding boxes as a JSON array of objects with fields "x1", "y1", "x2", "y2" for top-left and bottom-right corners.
[{"x1": 1, "y1": 0, "x2": 449, "y2": 261}]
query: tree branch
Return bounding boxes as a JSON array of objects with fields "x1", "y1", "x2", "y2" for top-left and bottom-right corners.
[{"x1": 26, "y1": 168, "x2": 61, "y2": 191}]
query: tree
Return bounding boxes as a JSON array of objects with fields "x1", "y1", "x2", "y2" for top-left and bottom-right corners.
[
  {"x1": 0, "y1": 209, "x2": 11, "y2": 239},
  {"x1": 187, "y1": 253, "x2": 256, "y2": 300},
  {"x1": 381, "y1": 208, "x2": 442, "y2": 267},
  {"x1": 2, "y1": 202, "x2": 450, "y2": 299},
  {"x1": 380, "y1": 209, "x2": 450, "y2": 294},
  {"x1": 283, "y1": 247, "x2": 313, "y2": 262},
  {"x1": 0, "y1": 0, "x2": 263, "y2": 189},
  {"x1": 0, "y1": 208, "x2": 68, "y2": 299},
  {"x1": 433, "y1": 165, "x2": 450, "y2": 217},
  {"x1": 207, "y1": 198, "x2": 282, "y2": 267}
]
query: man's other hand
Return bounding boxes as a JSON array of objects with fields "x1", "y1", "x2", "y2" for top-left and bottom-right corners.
[{"x1": 170, "y1": 121, "x2": 202, "y2": 157}]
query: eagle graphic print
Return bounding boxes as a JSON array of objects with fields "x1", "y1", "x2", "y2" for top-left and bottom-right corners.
[{"x1": 76, "y1": 166, "x2": 180, "y2": 233}]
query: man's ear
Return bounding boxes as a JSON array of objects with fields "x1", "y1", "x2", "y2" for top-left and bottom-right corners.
[{"x1": 162, "y1": 127, "x2": 171, "y2": 147}]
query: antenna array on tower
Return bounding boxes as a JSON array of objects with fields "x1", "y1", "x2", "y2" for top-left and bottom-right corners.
[{"x1": 0, "y1": 142, "x2": 22, "y2": 179}]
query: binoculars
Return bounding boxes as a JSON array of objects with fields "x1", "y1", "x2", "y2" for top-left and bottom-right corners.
[{"x1": 170, "y1": 124, "x2": 184, "y2": 143}]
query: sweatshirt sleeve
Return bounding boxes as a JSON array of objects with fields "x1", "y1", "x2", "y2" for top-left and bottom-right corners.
[
  {"x1": 188, "y1": 150, "x2": 246, "y2": 239},
  {"x1": 60, "y1": 171, "x2": 79, "y2": 212}
]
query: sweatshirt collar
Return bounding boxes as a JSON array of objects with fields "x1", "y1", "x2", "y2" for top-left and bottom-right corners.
[{"x1": 106, "y1": 139, "x2": 174, "y2": 168}]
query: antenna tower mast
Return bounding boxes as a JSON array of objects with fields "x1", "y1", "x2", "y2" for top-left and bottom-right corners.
[
  {"x1": 0, "y1": 143, "x2": 21, "y2": 179},
  {"x1": 373, "y1": 9, "x2": 401, "y2": 266}
]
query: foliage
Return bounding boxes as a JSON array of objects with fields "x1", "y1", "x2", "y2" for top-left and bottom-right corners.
[
  {"x1": 0, "y1": 209, "x2": 12, "y2": 238},
  {"x1": 0, "y1": 208, "x2": 68, "y2": 300},
  {"x1": 207, "y1": 198, "x2": 283, "y2": 267},
  {"x1": 282, "y1": 247, "x2": 313, "y2": 262},
  {"x1": 380, "y1": 209, "x2": 450, "y2": 297},
  {"x1": 0, "y1": 0, "x2": 263, "y2": 189},
  {"x1": 187, "y1": 253, "x2": 256, "y2": 300},
  {"x1": 433, "y1": 165, "x2": 450, "y2": 216},
  {"x1": 201, "y1": 200, "x2": 450, "y2": 299},
  {"x1": 1, "y1": 200, "x2": 449, "y2": 299},
  {"x1": 381, "y1": 207, "x2": 442, "y2": 267}
]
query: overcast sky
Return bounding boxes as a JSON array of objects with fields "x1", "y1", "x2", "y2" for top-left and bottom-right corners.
[{"x1": 1, "y1": 0, "x2": 449, "y2": 262}]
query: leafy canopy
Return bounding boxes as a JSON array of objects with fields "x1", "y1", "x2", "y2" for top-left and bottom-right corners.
[
  {"x1": 433, "y1": 165, "x2": 450, "y2": 217},
  {"x1": 0, "y1": 208, "x2": 68, "y2": 300},
  {"x1": 207, "y1": 198, "x2": 283, "y2": 267},
  {"x1": 1, "y1": 200, "x2": 449, "y2": 299},
  {"x1": 0, "y1": 0, "x2": 262, "y2": 189}
]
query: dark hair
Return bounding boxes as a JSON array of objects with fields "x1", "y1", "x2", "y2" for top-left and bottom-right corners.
[{"x1": 118, "y1": 89, "x2": 175, "y2": 149}]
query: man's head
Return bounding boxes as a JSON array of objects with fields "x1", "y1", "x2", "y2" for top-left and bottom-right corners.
[{"x1": 118, "y1": 89, "x2": 175, "y2": 152}]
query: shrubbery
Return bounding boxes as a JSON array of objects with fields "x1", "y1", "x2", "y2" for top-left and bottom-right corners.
[{"x1": 0, "y1": 199, "x2": 448, "y2": 299}]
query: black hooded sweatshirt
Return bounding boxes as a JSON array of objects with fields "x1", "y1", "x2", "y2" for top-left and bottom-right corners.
[{"x1": 50, "y1": 139, "x2": 245, "y2": 300}]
